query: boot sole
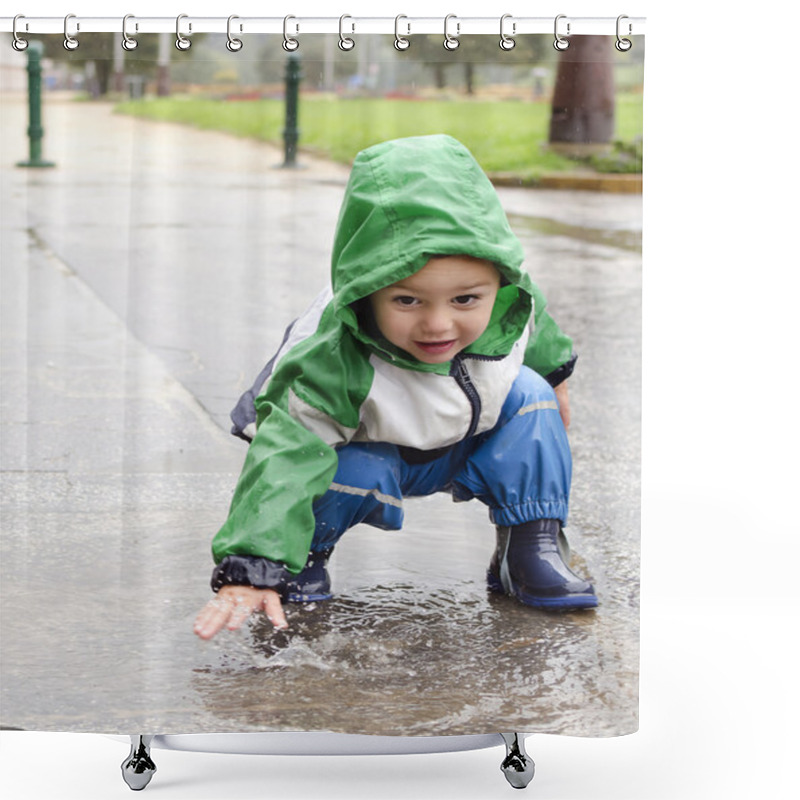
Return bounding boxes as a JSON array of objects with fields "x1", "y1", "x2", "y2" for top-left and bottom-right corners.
[
  {"x1": 487, "y1": 570, "x2": 598, "y2": 610},
  {"x1": 514, "y1": 589, "x2": 598, "y2": 610}
]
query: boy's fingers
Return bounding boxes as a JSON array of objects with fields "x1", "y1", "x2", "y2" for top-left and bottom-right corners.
[
  {"x1": 194, "y1": 588, "x2": 286, "y2": 638},
  {"x1": 226, "y1": 596, "x2": 255, "y2": 630},
  {"x1": 262, "y1": 591, "x2": 288, "y2": 630},
  {"x1": 194, "y1": 597, "x2": 233, "y2": 639}
]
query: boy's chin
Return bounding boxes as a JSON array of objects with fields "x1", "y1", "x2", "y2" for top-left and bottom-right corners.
[{"x1": 412, "y1": 349, "x2": 457, "y2": 364}]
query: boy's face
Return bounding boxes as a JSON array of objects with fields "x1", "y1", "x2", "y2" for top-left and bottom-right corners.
[{"x1": 369, "y1": 255, "x2": 501, "y2": 364}]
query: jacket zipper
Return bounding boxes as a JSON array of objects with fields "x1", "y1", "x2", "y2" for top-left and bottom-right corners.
[{"x1": 451, "y1": 354, "x2": 482, "y2": 439}]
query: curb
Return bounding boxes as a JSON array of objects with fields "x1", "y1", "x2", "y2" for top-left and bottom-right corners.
[{"x1": 489, "y1": 171, "x2": 642, "y2": 194}]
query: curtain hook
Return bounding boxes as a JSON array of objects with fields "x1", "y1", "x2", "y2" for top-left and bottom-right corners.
[
  {"x1": 175, "y1": 14, "x2": 192, "y2": 51},
  {"x1": 443, "y1": 14, "x2": 460, "y2": 51},
  {"x1": 394, "y1": 15, "x2": 410, "y2": 51},
  {"x1": 226, "y1": 15, "x2": 243, "y2": 52},
  {"x1": 553, "y1": 14, "x2": 570, "y2": 51},
  {"x1": 615, "y1": 15, "x2": 633, "y2": 51},
  {"x1": 122, "y1": 14, "x2": 138, "y2": 51},
  {"x1": 499, "y1": 14, "x2": 516, "y2": 51},
  {"x1": 12, "y1": 15, "x2": 29, "y2": 51},
  {"x1": 338, "y1": 14, "x2": 355, "y2": 51},
  {"x1": 63, "y1": 13, "x2": 79, "y2": 51},
  {"x1": 282, "y1": 15, "x2": 299, "y2": 51}
]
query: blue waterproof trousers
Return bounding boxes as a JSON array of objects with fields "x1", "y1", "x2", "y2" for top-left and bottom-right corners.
[{"x1": 309, "y1": 366, "x2": 572, "y2": 552}]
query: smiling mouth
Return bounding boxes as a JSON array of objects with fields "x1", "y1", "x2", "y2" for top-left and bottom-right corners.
[{"x1": 414, "y1": 340, "x2": 457, "y2": 354}]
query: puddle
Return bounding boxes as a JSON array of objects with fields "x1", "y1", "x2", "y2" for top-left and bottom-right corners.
[{"x1": 509, "y1": 212, "x2": 642, "y2": 253}]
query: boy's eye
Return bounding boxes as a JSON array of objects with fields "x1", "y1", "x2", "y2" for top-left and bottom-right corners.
[
  {"x1": 453, "y1": 294, "x2": 479, "y2": 306},
  {"x1": 393, "y1": 295, "x2": 419, "y2": 307}
]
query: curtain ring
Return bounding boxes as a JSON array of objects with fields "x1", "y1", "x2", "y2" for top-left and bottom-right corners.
[
  {"x1": 226, "y1": 15, "x2": 243, "y2": 52},
  {"x1": 394, "y1": 15, "x2": 410, "y2": 51},
  {"x1": 63, "y1": 14, "x2": 79, "y2": 51},
  {"x1": 499, "y1": 14, "x2": 516, "y2": 51},
  {"x1": 615, "y1": 15, "x2": 633, "y2": 52},
  {"x1": 122, "y1": 14, "x2": 138, "y2": 51},
  {"x1": 443, "y1": 14, "x2": 460, "y2": 51},
  {"x1": 339, "y1": 15, "x2": 355, "y2": 51},
  {"x1": 553, "y1": 14, "x2": 570, "y2": 51},
  {"x1": 175, "y1": 14, "x2": 192, "y2": 51},
  {"x1": 12, "y1": 15, "x2": 29, "y2": 51},
  {"x1": 282, "y1": 15, "x2": 299, "y2": 51}
]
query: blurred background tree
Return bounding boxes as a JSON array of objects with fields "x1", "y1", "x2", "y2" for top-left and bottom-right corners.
[
  {"x1": 30, "y1": 32, "x2": 207, "y2": 98},
  {"x1": 549, "y1": 36, "x2": 616, "y2": 153},
  {"x1": 408, "y1": 35, "x2": 551, "y2": 94}
]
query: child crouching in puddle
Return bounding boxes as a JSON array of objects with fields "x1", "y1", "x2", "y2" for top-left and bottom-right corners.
[{"x1": 194, "y1": 134, "x2": 596, "y2": 640}]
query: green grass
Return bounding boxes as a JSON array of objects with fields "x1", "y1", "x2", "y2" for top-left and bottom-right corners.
[
  {"x1": 614, "y1": 92, "x2": 645, "y2": 141},
  {"x1": 115, "y1": 94, "x2": 643, "y2": 177}
]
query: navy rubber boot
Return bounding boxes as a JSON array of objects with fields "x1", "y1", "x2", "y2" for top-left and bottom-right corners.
[
  {"x1": 286, "y1": 548, "x2": 334, "y2": 603},
  {"x1": 487, "y1": 520, "x2": 598, "y2": 610}
]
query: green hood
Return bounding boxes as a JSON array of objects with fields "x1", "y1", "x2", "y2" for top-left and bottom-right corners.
[{"x1": 330, "y1": 135, "x2": 534, "y2": 370}]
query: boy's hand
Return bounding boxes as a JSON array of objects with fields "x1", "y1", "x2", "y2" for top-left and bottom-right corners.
[
  {"x1": 193, "y1": 585, "x2": 288, "y2": 640},
  {"x1": 554, "y1": 380, "x2": 571, "y2": 429}
]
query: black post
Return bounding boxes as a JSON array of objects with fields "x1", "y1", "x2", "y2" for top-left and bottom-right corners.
[
  {"x1": 17, "y1": 40, "x2": 55, "y2": 168},
  {"x1": 281, "y1": 54, "x2": 302, "y2": 168}
]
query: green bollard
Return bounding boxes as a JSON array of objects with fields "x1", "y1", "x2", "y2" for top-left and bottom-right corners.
[
  {"x1": 280, "y1": 54, "x2": 303, "y2": 169},
  {"x1": 17, "y1": 40, "x2": 56, "y2": 168}
]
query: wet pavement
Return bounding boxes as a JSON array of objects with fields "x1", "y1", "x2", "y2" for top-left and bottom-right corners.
[{"x1": 1, "y1": 97, "x2": 640, "y2": 737}]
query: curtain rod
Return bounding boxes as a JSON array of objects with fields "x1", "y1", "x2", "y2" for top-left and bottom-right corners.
[{"x1": 2, "y1": 15, "x2": 646, "y2": 38}]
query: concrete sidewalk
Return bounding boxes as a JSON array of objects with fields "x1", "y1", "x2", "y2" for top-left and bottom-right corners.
[{"x1": 2, "y1": 97, "x2": 357, "y2": 429}]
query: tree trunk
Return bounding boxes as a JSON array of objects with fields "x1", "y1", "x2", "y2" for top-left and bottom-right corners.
[
  {"x1": 94, "y1": 59, "x2": 112, "y2": 97},
  {"x1": 156, "y1": 32, "x2": 171, "y2": 97},
  {"x1": 549, "y1": 35, "x2": 615, "y2": 149},
  {"x1": 464, "y1": 62, "x2": 474, "y2": 95}
]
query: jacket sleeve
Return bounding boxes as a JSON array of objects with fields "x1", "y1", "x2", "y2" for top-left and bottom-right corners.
[
  {"x1": 210, "y1": 400, "x2": 340, "y2": 592},
  {"x1": 523, "y1": 282, "x2": 577, "y2": 387}
]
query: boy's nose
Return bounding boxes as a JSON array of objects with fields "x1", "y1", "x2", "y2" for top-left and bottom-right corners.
[{"x1": 420, "y1": 307, "x2": 453, "y2": 336}]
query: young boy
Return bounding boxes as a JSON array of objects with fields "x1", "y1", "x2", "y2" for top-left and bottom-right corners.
[{"x1": 194, "y1": 135, "x2": 596, "y2": 640}]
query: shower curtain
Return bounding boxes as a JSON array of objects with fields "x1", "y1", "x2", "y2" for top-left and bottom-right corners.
[{"x1": 1, "y1": 16, "x2": 642, "y2": 747}]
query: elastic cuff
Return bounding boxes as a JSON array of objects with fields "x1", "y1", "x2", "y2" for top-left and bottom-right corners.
[
  {"x1": 544, "y1": 353, "x2": 578, "y2": 387},
  {"x1": 211, "y1": 555, "x2": 291, "y2": 600},
  {"x1": 489, "y1": 499, "x2": 569, "y2": 528}
]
